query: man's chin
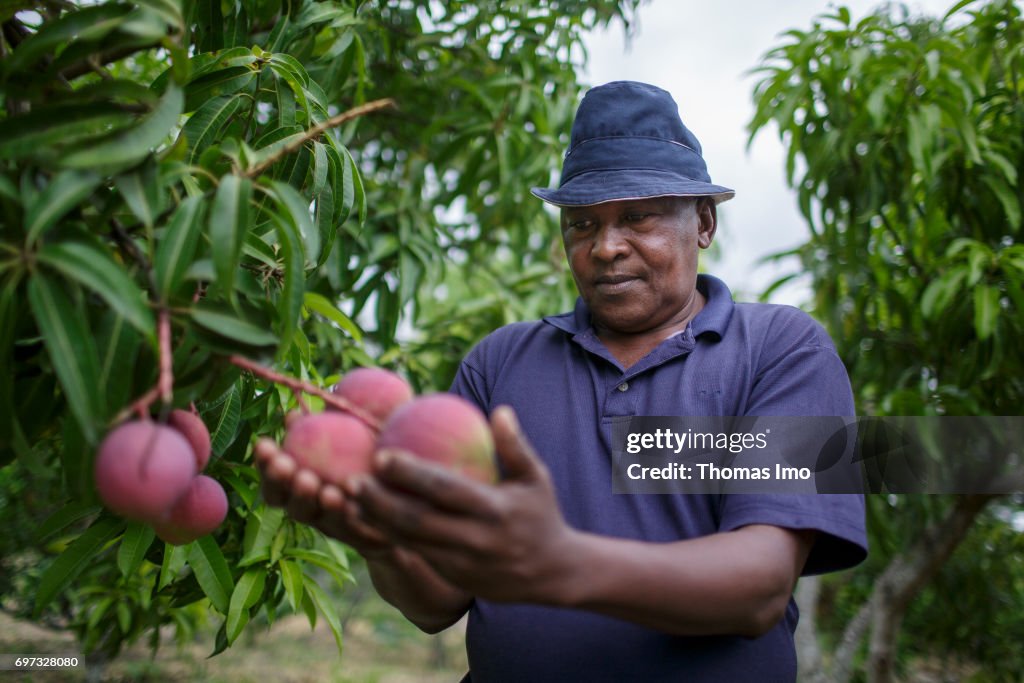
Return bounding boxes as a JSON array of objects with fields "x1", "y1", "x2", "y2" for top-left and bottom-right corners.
[{"x1": 588, "y1": 309, "x2": 653, "y2": 336}]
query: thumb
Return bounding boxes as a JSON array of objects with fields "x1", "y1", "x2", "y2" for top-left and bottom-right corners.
[{"x1": 490, "y1": 405, "x2": 547, "y2": 482}]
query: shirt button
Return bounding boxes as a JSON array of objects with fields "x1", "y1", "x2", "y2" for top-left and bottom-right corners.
[{"x1": 617, "y1": 382, "x2": 629, "y2": 392}]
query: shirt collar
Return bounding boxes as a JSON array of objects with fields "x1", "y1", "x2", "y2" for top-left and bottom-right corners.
[{"x1": 543, "y1": 273, "x2": 735, "y2": 340}]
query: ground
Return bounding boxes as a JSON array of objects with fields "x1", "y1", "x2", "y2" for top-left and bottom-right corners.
[{"x1": 0, "y1": 598, "x2": 468, "y2": 683}]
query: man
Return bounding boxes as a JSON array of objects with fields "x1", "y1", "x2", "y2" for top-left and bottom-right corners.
[{"x1": 257, "y1": 80, "x2": 867, "y2": 682}]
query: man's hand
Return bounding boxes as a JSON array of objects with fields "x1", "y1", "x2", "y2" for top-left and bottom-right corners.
[
  {"x1": 254, "y1": 434, "x2": 393, "y2": 558},
  {"x1": 254, "y1": 421, "x2": 473, "y2": 633},
  {"x1": 351, "y1": 405, "x2": 579, "y2": 604},
  {"x1": 353, "y1": 405, "x2": 814, "y2": 638}
]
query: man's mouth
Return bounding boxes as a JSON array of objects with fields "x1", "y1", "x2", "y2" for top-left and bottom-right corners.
[{"x1": 594, "y1": 274, "x2": 640, "y2": 293}]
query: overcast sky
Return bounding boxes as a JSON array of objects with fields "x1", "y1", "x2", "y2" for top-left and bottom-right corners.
[{"x1": 580, "y1": 0, "x2": 957, "y2": 305}]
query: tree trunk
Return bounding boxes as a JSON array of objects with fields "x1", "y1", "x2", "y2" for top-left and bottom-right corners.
[
  {"x1": 795, "y1": 575, "x2": 826, "y2": 683},
  {"x1": 830, "y1": 494, "x2": 997, "y2": 683}
]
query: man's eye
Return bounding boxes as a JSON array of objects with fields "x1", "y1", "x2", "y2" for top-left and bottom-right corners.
[
  {"x1": 625, "y1": 213, "x2": 650, "y2": 223},
  {"x1": 568, "y1": 220, "x2": 593, "y2": 231}
]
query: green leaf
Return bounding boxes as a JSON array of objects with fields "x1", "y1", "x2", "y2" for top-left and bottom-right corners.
[
  {"x1": 27, "y1": 273, "x2": 104, "y2": 442},
  {"x1": 190, "y1": 306, "x2": 279, "y2": 347},
  {"x1": 114, "y1": 166, "x2": 163, "y2": 229},
  {"x1": 25, "y1": 170, "x2": 102, "y2": 245},
  {"x1": 920, "y1": 268, "x2": 967, "y2": 318},
  {"x1": 196, "y1": 0, "x2": 224, "y2": 52},
  {"x1": 323, "y1": 143, "x2": 353, "y2": 224},
  {"x1": 86, "y1": 597, "x2": 113, "y2": 631},
  {"x1": 341, "y1": 146, "x2": 365, "y2": 226},
  {"x1": 136, "y1": 0, "x2": 185, "y2": 30},
  {"x1": 315, "y1": 184, "x2": 336, "y2": 267},
  {"x1": 284, "y1": 548, "x2": 351, "y2": 587},
  {"x1": 7, "y1": 4, "x2": 133, "y2": 73},
  {"x1": 226, "y1": 567, "x2": 266, "y2": 644},
  {"x1": 311, "y1": 141, "x2": 329, "y2": 196},
  {"x1": 210, "y1": 175, "x2": 253, "y2": 296},
  {"x1": 116, "y1": 601, "x2": 131, "y2": 634},
  {"x1": 240, "y1": 507, "x2": 285, "y2": 567},
  {"x1": 33, "y1": 502, "x2": 102, "y2": 543},
  {"x1": 943, "y1": 0, "x2": 980, "y2": 22},
  {"x1": 300, "y1": 591, "x2": 317, "y2": 630},
  {"x1": 209, "y1": 384, "x2": 241, "y2": 457},
  {"x1": 303, "y1": 576, "x2": 343, "y2": 653},
  {"x1": 181, "y1": 94, "x2": 244, "y2": 162},
  {"x1": 34, "y1": 517, "x2": 124, "y2": 617},
  {"x1": 983, "y1": 150, "x2": 1018, "y2": 186},
  {"x1": 277, "y1": 77, "x2": 296, "y2": 128},
  {"x1": 981, "y1": 175, "x2": 1021, "y2": 230},
  {"x1": 117, "y1": 522, "x2": 155, "y2": 578},
  {"x1": 158, "y1": 542, "x2": 188, "y2": 590},
  {"x1": 0, "y1": 104, "x2": 134, "y2": 162},
  {"x1": 267, "y1": 209, "x2": 304, "y2": 357},
  {"x1": 303, "y1": 292, "x2": 362, "y2": 341},
  {"x1": 268, "y1": 56, "x2": 311, "y2": 121},
  {"x1": 184, "y1": 66, "x2": 256, "y2": 112},
  {"x1": 268, "y1": 181, "x2": 319, "y2": 264},
  {"x1": 973, "y1": 284, "x2": 999, "y2": 341},
  {"x1": 95, "y1": 314, "x2": 139, "y2": 415},
  {"x1": 60, "y1": 85, "x2": 184, "y2": 172},
  {"x1": 278, "y1": 559, "x2": 304, "y2": 613},
  {"x1": 186, "y1": 535, "x2": 234, "y2": 613},
  {"x1": 155, "y1": 196, "x2": 205, "y2": 300},
  {"x1": 37, "y1": 240, "x2": 155, "y2": 339}
]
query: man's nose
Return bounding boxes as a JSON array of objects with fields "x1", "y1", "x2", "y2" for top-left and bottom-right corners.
[{"x1": 590, "y1": 224, "x2": 630, "y2": 261}]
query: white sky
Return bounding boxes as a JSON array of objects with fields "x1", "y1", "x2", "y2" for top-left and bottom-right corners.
[{"x1": 581, "y1": 0, "x2": 957, "y2": 304}]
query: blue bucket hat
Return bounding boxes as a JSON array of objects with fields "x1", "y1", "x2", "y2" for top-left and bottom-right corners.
[{"x1": 531, "y1": 81, "x2": 735, "y2": 206}]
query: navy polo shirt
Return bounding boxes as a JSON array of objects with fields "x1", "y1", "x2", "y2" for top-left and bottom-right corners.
[{"x1": 449, "y1": 274, "x2": 867, "y2": 683}]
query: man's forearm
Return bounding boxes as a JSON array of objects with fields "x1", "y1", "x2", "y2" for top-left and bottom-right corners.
[
  {"x1": 546, "y1": 525, "x2": 814, "y2": 638},
  {"x1": 366, "y1": 548, "x2": 473, "y2": 634}
]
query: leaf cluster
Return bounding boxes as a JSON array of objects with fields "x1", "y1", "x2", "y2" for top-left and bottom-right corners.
[
  {"x1": 0, "y1": 0, "x2": 642, "y2": 663},
  {"x1": 749, "y1": 1, "x2": 1024, "y2": 677}
]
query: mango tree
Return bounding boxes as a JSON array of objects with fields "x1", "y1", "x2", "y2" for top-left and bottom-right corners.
[{"x1": 0, "y1": 0, "x2": 639, "y2": 674}]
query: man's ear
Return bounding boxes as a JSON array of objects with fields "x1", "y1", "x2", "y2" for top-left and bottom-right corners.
[{"x1": 696, "y1": 197, "x2": 717, "y2": 249}]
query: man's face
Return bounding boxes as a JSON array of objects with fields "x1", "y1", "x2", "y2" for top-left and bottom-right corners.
[{"x1": 560, "y1": 197, "x2": 716, "y2": 336}]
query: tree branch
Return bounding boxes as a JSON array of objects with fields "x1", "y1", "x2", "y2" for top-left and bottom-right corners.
[
  {"x1": 244, "y1": 98, "x2": 396, "y2": 179},
  {"x1": 830, "y1": 494, "x2": 997, "y2": 683},
  {"x1": 228, "y1": 354, "x2": 381, "y2": 431}
]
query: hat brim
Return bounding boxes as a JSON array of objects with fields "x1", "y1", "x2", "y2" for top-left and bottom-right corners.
[{"x1": 531, "y1": 169, "x2": 735, "y2": 207}]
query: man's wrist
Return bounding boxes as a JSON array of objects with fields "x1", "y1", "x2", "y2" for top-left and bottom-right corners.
[{"x1": 533, "y1": 528, "x2": 595, "y2": 608}]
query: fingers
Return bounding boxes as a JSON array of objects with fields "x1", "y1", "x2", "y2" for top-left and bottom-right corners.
[
  {"x1": 256, "y1": 436, "x2": 322, "y2": 525},
  {"x1": 491, "y1": 405, "x2": 547, "y2": 482},
  {"x1": 373, "y1": 449, "x2": 498, "y2": 515},
  {"x1": 312, "y1": 483, "x2": 390, "y2": 552},
  {"x1": 286, "y1": 468, "x2": 322, "y2": 525},
  {"x1": 353, "y1": 474, "x2": 485, "y2": 551},
  {"x1": 255, "y1": 437, "x2": 396, "y2": 555},
  {"x1": 255, "y1": 438, "x2": 296, "y2": 507}
]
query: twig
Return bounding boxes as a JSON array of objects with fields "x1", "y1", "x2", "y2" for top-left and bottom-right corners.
[
  {"x1": 157, "y1": 308, "x2": 173, "y2": 406},
  {"x1": 110, "y1": 307, "x2": 175, "y2": 424},
  {"x1": 291, "y1": 388, "x2": 311, "y2": 416},
  {"x1": 109, "y1": 218, "x2": 160, "y2": 294},
  {"x1": 244, "y1": 98, "x2": 396, "y2": 179},
  {"x1": 119, "y1": 387, "x2": 159, "y2": 422},
  {"x1": 228, "y1": 354, "x2": 381, "y2": 431}
]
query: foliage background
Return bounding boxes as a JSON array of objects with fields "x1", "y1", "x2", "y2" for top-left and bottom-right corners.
[
  {"x1": 749, "y1": 1, "x2": 1024, "y2": 680},
  {"x1": 0, "y1": 0, "x2": 1022, "y2": 681},
  {"x1": 0, "y1": 0, "x2": 637, "y2": 672}
]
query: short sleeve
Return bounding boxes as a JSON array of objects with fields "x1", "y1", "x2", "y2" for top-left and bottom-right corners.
[
  {"x1": 719, "y1": 494, "x2": 866, "y2": 574},
  {"x1": 449, "y1": 359, "x2": 489, "y2": 413},
  {"x1": 727, "y1": 308, "x2": 868, "y2": 575}
]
